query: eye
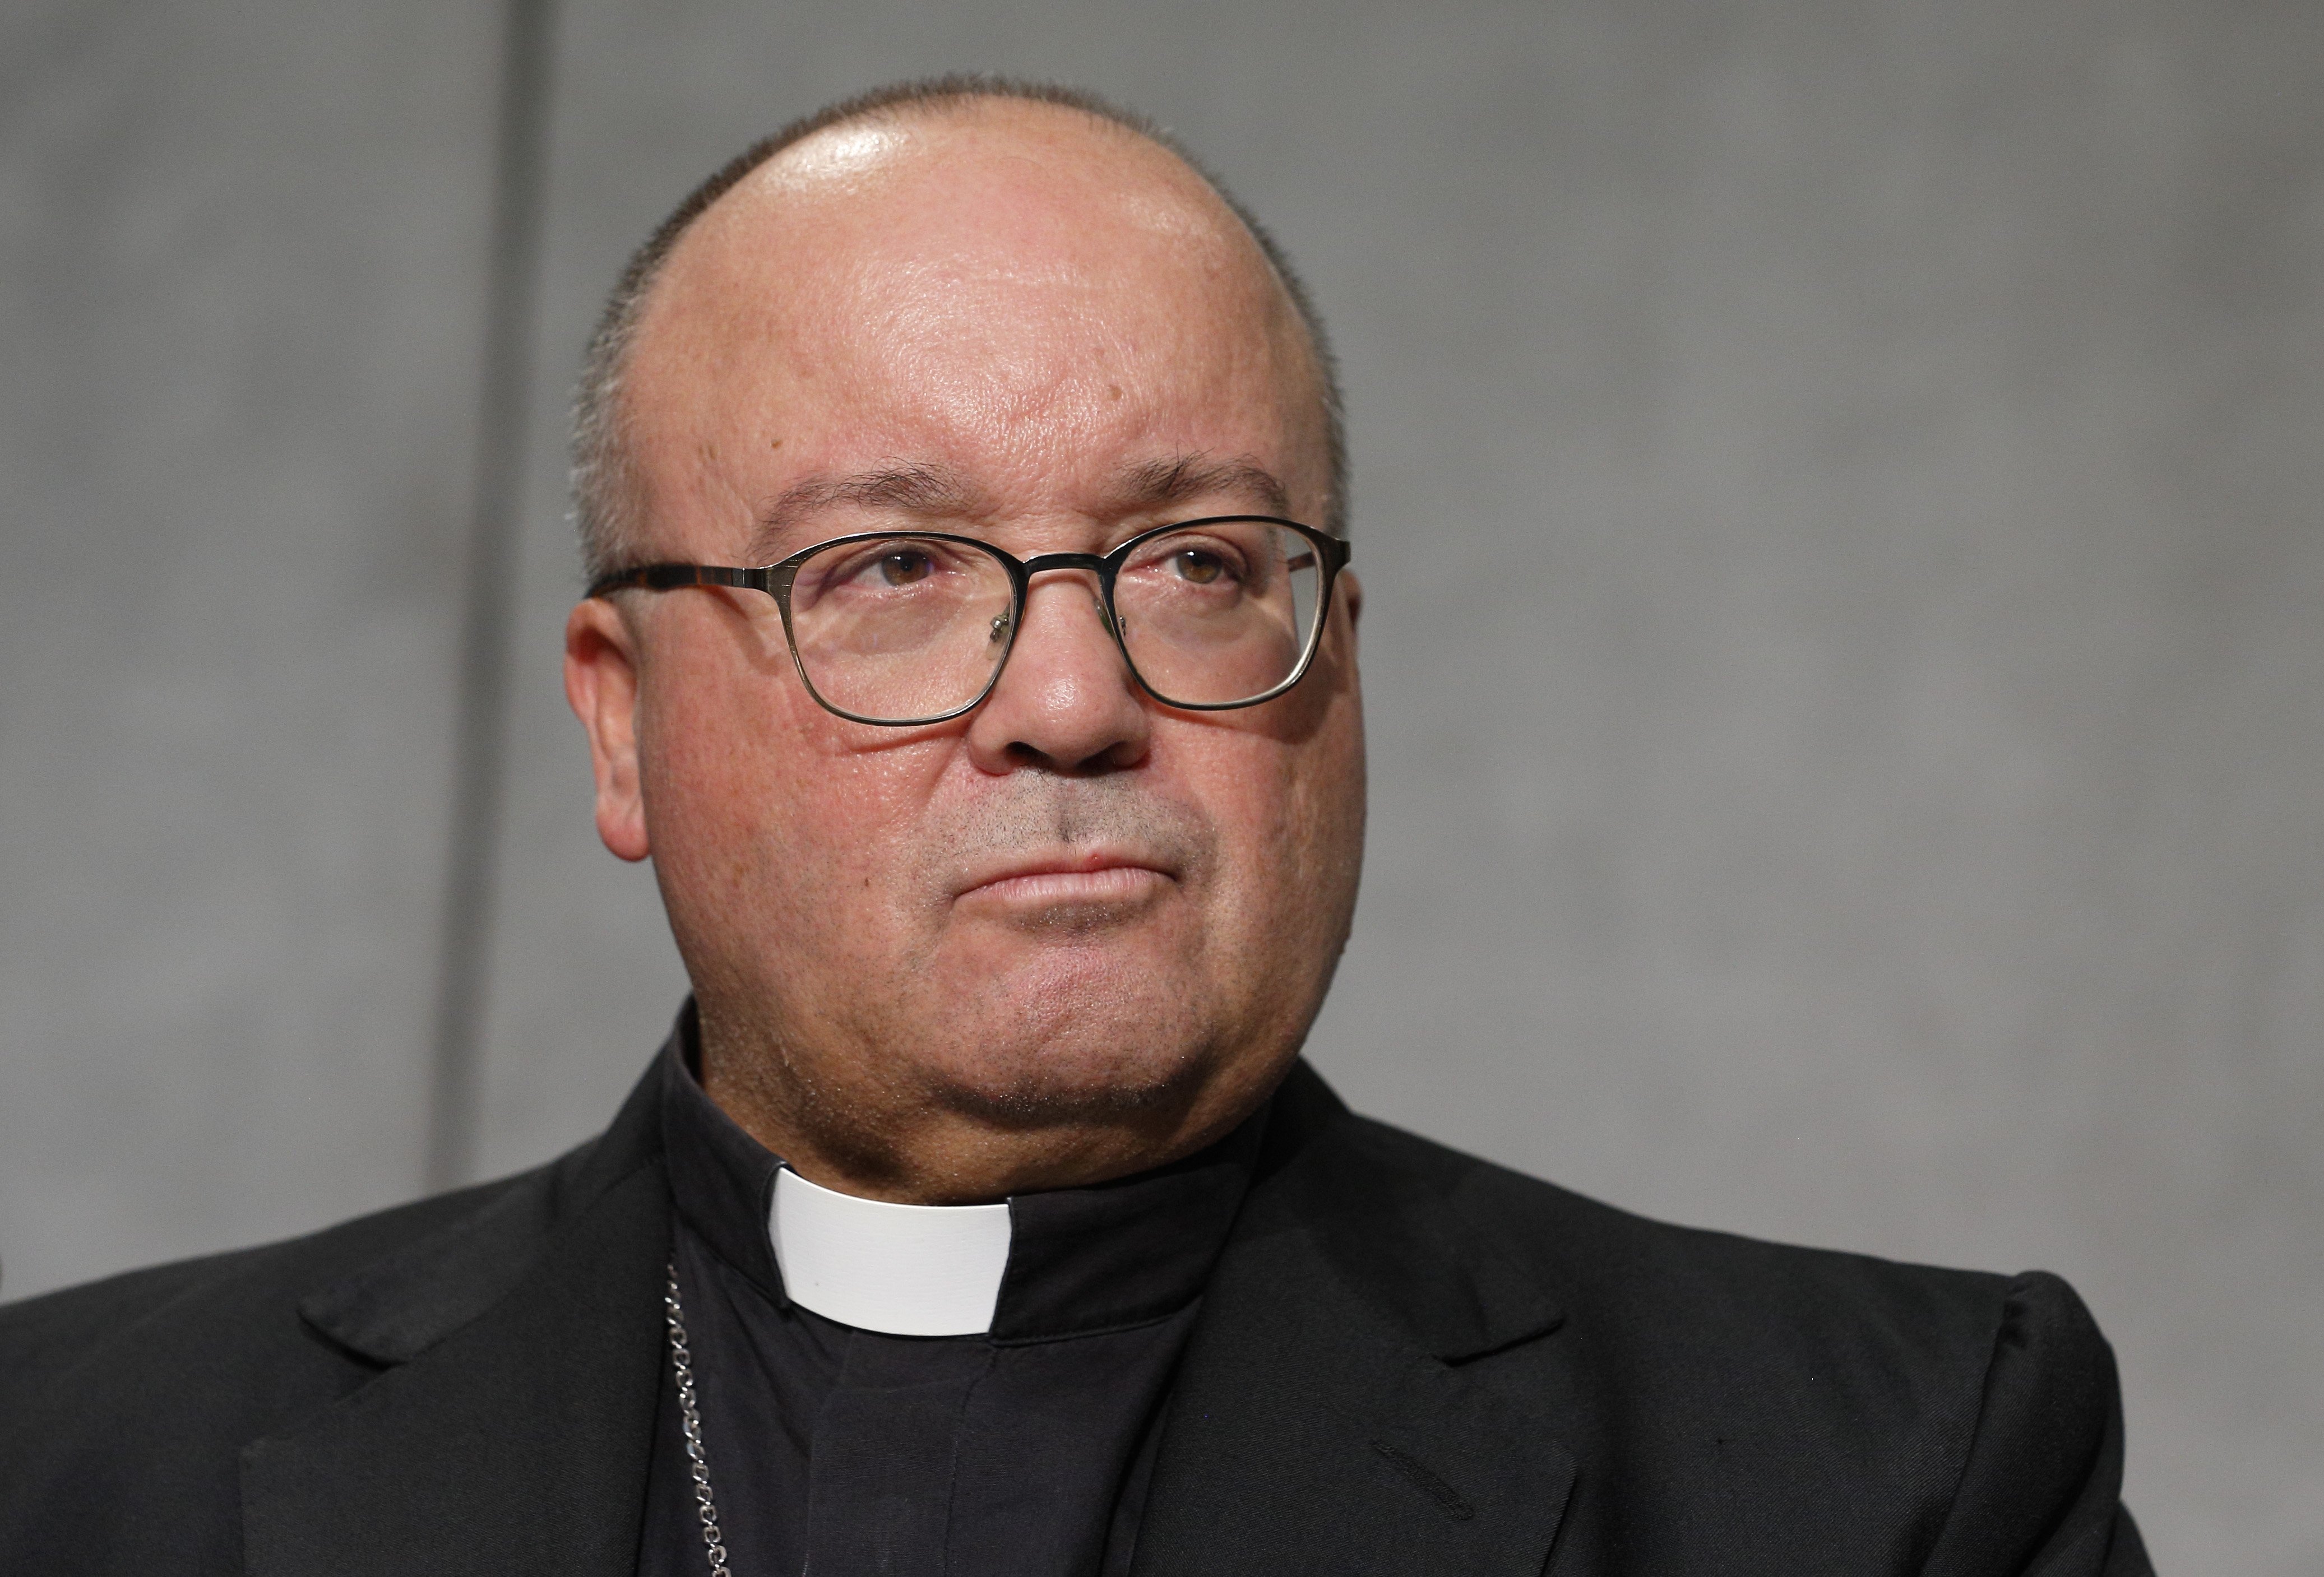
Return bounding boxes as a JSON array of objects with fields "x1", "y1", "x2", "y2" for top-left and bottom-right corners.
[
  {"x1": 1173, "y1": 548, "x2": 1228, "y2": 585},
  {"x1": 879, "y1": 549, "x2": 935, "y2": 587}
]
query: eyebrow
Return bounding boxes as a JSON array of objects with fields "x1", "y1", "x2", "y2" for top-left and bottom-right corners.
[
  {"x1": 749, "y1": 464, "x2": 982, "y2": 559},
  {"x1": 744, "y1": 452, "x2": 1295, "y2": 562},
  {"x1": 1110, "y1": 454, "x2": 1292, "y2": 518}
]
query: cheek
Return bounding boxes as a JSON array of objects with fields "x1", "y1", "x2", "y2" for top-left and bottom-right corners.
[
  {"x1": 1165, "y1": 729, "x2": 1312, "y2": 930},
  {"x1": 1199, "y1": 695, "x2": 1367, "y2": 954},
  {"x1": 635, "y1": 642, "x2": 945, "y2": 968}
]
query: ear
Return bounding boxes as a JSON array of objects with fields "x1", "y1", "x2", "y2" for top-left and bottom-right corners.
[{"x1": 564, "y1": 597, "x2": 651, "y2": 862}]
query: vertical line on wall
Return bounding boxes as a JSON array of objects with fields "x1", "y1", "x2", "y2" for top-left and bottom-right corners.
[{"x1": 424, "y1": 0, "x2": 559, "y2": 1194}]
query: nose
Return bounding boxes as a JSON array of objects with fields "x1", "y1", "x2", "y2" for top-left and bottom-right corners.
[{"x1": 963, "y1": 569, "x2": 1150, "y2": 774}]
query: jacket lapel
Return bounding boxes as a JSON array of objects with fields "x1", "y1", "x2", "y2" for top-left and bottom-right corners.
[
  {"x1": 240, "y1": 1073, "x2": 672, "y2": 1577},
  {"x1": 1134, "y1": 1067, "x2": 1578, "y2": 1577}
]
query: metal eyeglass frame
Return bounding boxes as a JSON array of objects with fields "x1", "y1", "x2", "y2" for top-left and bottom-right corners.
[{"x1": 586, "y1": 514, "x2": 1351, "y2": 727}]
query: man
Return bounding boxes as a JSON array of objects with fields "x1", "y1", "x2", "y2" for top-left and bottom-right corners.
[{"x1": 0, "y1": 79, "x2": 2150, "y2": 1576}]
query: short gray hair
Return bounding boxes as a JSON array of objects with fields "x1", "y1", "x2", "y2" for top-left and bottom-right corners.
[{"x1": 568, "y1": 76, "x2": 1348, "y2": 582}]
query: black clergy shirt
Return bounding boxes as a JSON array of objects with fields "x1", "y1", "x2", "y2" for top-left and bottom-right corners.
[{"x1": 640, "y1": 1031, "x2": 1262, "y2": 1577}]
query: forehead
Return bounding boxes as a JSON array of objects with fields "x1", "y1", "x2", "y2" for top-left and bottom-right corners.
[{"x1": 621, "y1": 105, "x2": 1322, "y2": 516}]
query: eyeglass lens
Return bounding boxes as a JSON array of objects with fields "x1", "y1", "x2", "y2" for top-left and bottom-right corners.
[{"x1": 783, "y1": 521, "x2": 1326, "y2": 723}]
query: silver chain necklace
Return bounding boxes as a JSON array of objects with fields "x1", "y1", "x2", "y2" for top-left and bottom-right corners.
[{"x1": 664, "y1": 1257, "x2": 735, "y2": 1577}]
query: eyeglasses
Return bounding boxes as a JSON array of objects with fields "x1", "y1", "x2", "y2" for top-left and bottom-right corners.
[{"x1": 587, "y1": 516, "x2": 1351, "y2": 726}]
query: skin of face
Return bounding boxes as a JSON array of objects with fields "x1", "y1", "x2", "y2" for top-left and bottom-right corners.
[{"x1": 564, "y1": 101, "x2": 1367, "y2": 1203}]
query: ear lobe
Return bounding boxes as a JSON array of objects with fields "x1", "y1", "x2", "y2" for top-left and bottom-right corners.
[{"x1": 564, "y1": 599, "x2": 651, "y2": 862}]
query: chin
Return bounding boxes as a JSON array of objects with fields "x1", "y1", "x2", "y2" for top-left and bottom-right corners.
[
  {"x1": 911, "y1": 1031, "x2": 1218, "y2": 1131},
  {"x1": 891, "y1": 929, "x2": 1234, "y2": 1120}
]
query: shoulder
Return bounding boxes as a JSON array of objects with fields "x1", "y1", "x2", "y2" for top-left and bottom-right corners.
[
  {"x1": 0, "y1": 1047, "x2": 668, "y2": 1408},
  {"x1": 1368, "y1": 1096, "x2": 2035, "y2": 1294},
  {"x1": 1277, "y1": 1074, "x2": 2030, "y2": 1361},
  {"x1": 0, "y1": 1055, "x2": 669, "y2": 1573},
  {"x1": 1289, "y1": 1087, "x2": 2140, "y2": 1571},
  {"x1": 0, "y1": 1165, "x2": 546, "y2": 1392},
  {"x1": 0, "y1": 1159, "x2": 567, "y2": 1566},
  {"x1": 1339, "y1": 1102, "x2": 2113, "y2": 1400},
  {"x1": 3, "y1": 1178, "x2": 478, "y2": 1347}
]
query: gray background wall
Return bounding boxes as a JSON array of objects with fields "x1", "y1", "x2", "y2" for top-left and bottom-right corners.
[{"x1": 3, "y1": 1, "x2": 2317, "y2": 1569}]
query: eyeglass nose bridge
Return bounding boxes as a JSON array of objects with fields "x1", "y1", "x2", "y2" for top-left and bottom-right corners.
[
  {"x1": 998, "y1": 549, "x2": 1128, "y2": 649},
  {"x1": 1016, "y1": 550, "x2": 1115, "y2": 577}
]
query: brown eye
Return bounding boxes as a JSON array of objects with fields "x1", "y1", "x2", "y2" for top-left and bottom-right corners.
[
  {"x1": 879, "y1": 550, "x2": 934, "y2": 586},
  {"x1": 1173, "y1": 549, "x2": 1226, "y2": 585}
]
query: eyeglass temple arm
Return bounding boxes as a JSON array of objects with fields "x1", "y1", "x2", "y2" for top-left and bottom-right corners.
[
  {"x1": 1310, "y1": 536, "x2": 1351, "y2": 572},
  {"x1": 1288, "y1": 535, "x2": 1350, "y2": 577},
  {"x1": 586, "y1": 563, "x2": 766, "y2": 599}
]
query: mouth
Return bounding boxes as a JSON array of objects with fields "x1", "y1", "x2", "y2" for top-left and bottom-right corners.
[{"x1": 953, "y1": 847, "x2": 1177, "y2": 911}]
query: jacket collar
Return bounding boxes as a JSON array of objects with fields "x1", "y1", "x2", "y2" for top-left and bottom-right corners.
[
  {"x1": 241, "y1": 1035, "x2": 674, "y2": 1576},
  {"x1": 1132, "y1": 1062, "x2": 1578, "y2": 1577}
]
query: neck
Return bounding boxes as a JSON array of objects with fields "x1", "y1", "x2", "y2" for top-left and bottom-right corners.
[{"x1": 697, "y1": 1031, "x2": 1279, "y2": 1205}]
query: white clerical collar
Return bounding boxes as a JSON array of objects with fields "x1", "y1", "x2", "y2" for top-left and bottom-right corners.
[{"x1": 767, "y1": 1165, "x2": 1013, "y2": 1337}]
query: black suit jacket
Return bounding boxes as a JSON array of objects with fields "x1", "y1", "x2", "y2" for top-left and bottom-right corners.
[{"x1": 1, "y1": 1051, "x2": 2150, "y2": 1575}]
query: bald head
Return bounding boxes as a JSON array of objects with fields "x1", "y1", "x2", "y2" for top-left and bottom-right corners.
[{"x1": 570, "y1": 80, "x2": 1345, "y2": 580}]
